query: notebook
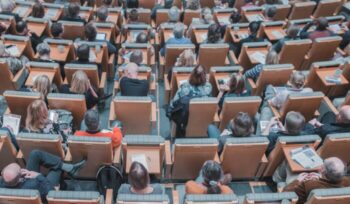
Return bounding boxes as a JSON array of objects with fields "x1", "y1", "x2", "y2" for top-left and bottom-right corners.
[{"x1": 2, "y1": 114, "x2": 21, "y2": 135}]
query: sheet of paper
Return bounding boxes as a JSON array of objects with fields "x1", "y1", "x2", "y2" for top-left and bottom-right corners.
[
  {"x1": 179, "y1": 79, "x2": 188, "y2": 86},
  {"x1": 250, "y1": 51, "x2": 266, "y2": 64},
  {"x1": 13, "y1": 6, "x2": 28, "y2": 17},
  {"x1": 44, "y1": 8, "x2": 58, "y2": 19},
  {"x1": 131, "y1": 154, "x2": 149, "y2": 170},
  {"x1": 271, "y1": 30, "x2": 284, "y2": 39},
  {"x1": 329, "y1": 24, "x2": 341, "y2": 32},
  {"x1": 249, "y1": 14, "x2": 264, "y2": 22},
  {"x1": 6, "y1": 45, "x2": 20, "y2": 56},
  {"x1": 89, "y1": 49, "x2": 97, "y2": 62},
  {"x1": 238, "y1": 33, "x2": 249, "y2": 39},
  {"x1": 2, "y1": 114, "x2": 21, "y2": 135},
  {"x1": 96, "y1": 33, "x2": 106, "y2": 40},
  {"x1": 200, "y1": 33, "x2": 207, "y2": 41},
  {"x1": 48, "y1": 110, "x2": 59, "y2": 123}
]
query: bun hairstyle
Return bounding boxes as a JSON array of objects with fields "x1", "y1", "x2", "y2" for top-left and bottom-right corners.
[{"x1": 201, "y1": 160, "x2": 223, "y2": 194}]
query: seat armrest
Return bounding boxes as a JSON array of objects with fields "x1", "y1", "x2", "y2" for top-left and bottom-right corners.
[
  {"x1": 247, "y1": 78, "x2": 257, "y2": 95},
  {"x1": 109, "y1": 101, "x2": 116, "y2": 124},
  {"x1": 164, "y1": 75, "x2": 171, "y2": 104},
  {"x1": 255, "y1": 154, "x2": 268, "y2": 179},
  {"x1": 172, "y1": 190, "x2": 180, "y2": 204},
  {"x1": 269, "y1": 102, "x2": 281, "y2": 118},
  {"x1": 105, "y1": 189, "x2": 113, "y2": 204},
  {"x1": 112, "y1": 145, "x2": 122, "y2": 166},
  {"x1": 151, "y1": 102, "x2": 157, "y2": 128},
  {"x1": 165, "y1": 140, "x2": 173, "y2": 179},
  {"x1": 99, "y1": 72, "x2": 107, "y2": 95},
  {"x1": 229, "y1": 50, "x2": 238, "y2": 64},
  {"x1": 64, "y1": 149, "x2": 72, "y2": 162}
]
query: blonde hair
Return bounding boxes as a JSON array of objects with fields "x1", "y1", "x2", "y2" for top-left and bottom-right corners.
[
  {"x1": 178, "y1": 49, "x2": 195, "y2": 66},
  {"x1": 70, "y1": 70, "x2": 90, "y2": 94},
  {"x1": 25, "y1": 100, "x2": 48, "y2": 132},
  {"x1": 265, "y1": 50, "x2": 279, "y2": 65},
  {"x1": 33, "y1": 75, "x2": 50, "y2": 99}
]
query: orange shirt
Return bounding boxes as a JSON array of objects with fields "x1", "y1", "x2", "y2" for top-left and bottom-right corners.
[
  {"x1": 74, "y1": 127, "x2": 123, "y2": 148},
  {"x1": 185, "y1": 181, "x2": 233, "y2": 194}
]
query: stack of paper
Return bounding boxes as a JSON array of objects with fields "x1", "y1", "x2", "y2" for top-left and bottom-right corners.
[
  {"x1": 291, "y1": 146, "x2": 323, "y2": 169},
  {"x1": 250, "y1": 52, "x2": 266, "y2": 64},
  {"x1": 6, "y1": 45, "x2": 20, "y2": 56},
  {"x1": 44, "y1": 9, "x2": 58, "y2": 19},
  {"x1": 2, "y1": 114, "x2": 21, "y2": 135},
  {"x1": 272, "y1": 30, "x2": 284, "y2": 39}
]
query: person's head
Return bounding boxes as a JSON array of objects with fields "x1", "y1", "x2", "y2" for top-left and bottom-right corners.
[
  {"x1": 177, "y1": 49, "x2": 195, "y2": 66},
  {"x1": 265, "y1": 6, "x2": 277, "y2": 19},
  {"x1": 0, "y1": 0, "x2": 16, "y2": 12},
  {"x1": 168, "y1": 6, "x2": 180, "y2": 22},
  {"x1": 201, "y1": 160, "x2": 223, "y2": 194},
  {"x1": 201, "y1": 7, "x2": 212, "y2": 19},
  {"x1": 187, "y1": 0, "x2": 200, "y2": 10},
  {"x1": 51, "y1": 22, "x2": 64, "y2": 38},
  {"x1": 125, "y1": 62, "x2": 139, "y2": 78},
  {"x1": 33, "y1": 74, "x2": 51, "y2": 99},
  {"x1": 230, "y1": 112, "x2": 254, "y2": 137},
  {"x1": 321, "y1": 157, "x2": 346, "y2": 182},
  {"x1": 265, "y1": 49, "x2": 279, "y2": 65},
  {"x1": 130, "y1": 50, "x2": 143, "y2": 65},
  {"x1": 36, "y1": 43, "x2": 51, "y2": 58},
  {"x1": 16, "y1": 21, "x2": 29, "y2": 35},
  {"x1": 136, "y1": 32, "x2": 148, "y2": 43},
  {"x1": 67, "y1": 2, "x2": 80, "y2": 18},
  {"x1": 289, "y1": 71, "x2": 306, "y2": 89},
  {"x1": 76, "y1": 44, "x2": 90, "y2": 61},
  {"x1": 189, "y1": 65, "x2": 207, "y2": 87},
  {"x1": 1, "y1": 163, "x2": 21, "y2": 187},
  {"x1": 96, "y1": 6, "x2": 108, "y2": 22},
  {"x1": 286, "y1": 25, "x2": 299, "y2": 39},
  {"x1": 248, "y1": 21, "x2": 260, "y2": 36},
  {"x1": 203, "y1": 13, "x2": 214, "y2": 24},
  {"x1": 173, "y1": 22, "x2": 185, "y2": 39},
  {"x1": 32, "y1": 3, "x2": 45, "y2": 18},
  {"x1": 70, "y1": 70, "x2": 90, "y2": 94},
  {"x1": 228, "y1": 73, "x2": 245, "y2": 94},
  {"x1": 230, "y1": 9, "x2": 241, "y2": 23},
  {"x1": 84, "y1": 109, "x2": 100, "y2": 131},
  {"x1": 26, "y1": 99, "x2": 48, "y2": 132},
  {"x1": 127, "y1": 0, "x2": 139, "y2": 8},
  {"x1": 128, "y1": 162, "x2": 150, "y2": 191},
  {"x1": 85, "y1": 23, "x2": 97, "y2": 41},
  {"x1": 315, "y1": 17, "x2": 328, "y2": 31},
  {"x1": 336, "y1": 105, "x2": 350, "y2": 123},
  {"x1": 207, "y1": 23, "x2": 222, "y2": 43},
  {"x1": 129, "y1": 8, "x2": 139, "y2": 22},
  {"x1": 284, "y1": 111, "x2": 305, "y2": 135}
]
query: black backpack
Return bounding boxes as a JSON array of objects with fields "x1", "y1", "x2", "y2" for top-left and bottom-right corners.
[{"x1": 96, "y1": 165, "x2": 123, "y2": 201}]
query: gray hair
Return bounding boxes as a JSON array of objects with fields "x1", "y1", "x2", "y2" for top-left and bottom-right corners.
[
  {"x1": 0, "y1": 0, "x2": 16, "y2": 12},
  {"x1": 36, "y1": 43, "x2": 51, "y2": 56},
  {"x1": 323, "y1": 157, "x2": 346, "y2": 182},
  {"x1": 97, "y1": 6, "x2": 108, "y2": 21},
  {"x1": 168, "y1": 6, "x2": 180, "y2": 22},
  {"x1": 173, "y1": 23, "x2": 185, "y2": 39}
]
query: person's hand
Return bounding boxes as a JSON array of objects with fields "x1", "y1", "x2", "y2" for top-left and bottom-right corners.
[
  {"x1": 297, "y1": 173, "x2": 310, "y2": 182},
  {"x1": 219, "y1": 84, "x2": 229, "y2": 92},
  {"x1": 304, "y1": 172, "x2": 321, "y2": 181},
  {"x1": 21, "y1": 169, "x2": 40, "y2": 179},
  {"x1": 308, "y1": 118, "x2": 322, "y2": 128}
]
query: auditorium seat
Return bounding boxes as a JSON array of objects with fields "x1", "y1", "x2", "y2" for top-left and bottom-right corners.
[
  {"x1": 138, "y1": 0, "x2": 157, "y2": 10},
  {"x1": 200, "y1": 0, "x2": 215, "y2": 8},
  {"x1": 213, "y1": 8, "x2": 235, "y2": 25},
  {"x1": 221, "y1": 137, "x2": 269, "y2": 179},
  {"x1": 13, "y1": 1, "x2": 33, "y2": 19},
  {"x1": 209, "y1": 66, "x2": 242, "y2": 96},
  {"x1": 26, "y1": 61, "x2": 63, "y2": 88},
  {"x1": 0, "y1": 188, "x2": 42, "y2": 204},
  {"x1": 183, "y1": 9, "x2": 201, "y2": 26},
  {"x1": 165, "y1": 66, "x2": 194, "y2": 103},
  {"x1": 116, "y1": 194, "x2": 170, "y2": 204},
  {"x1": 155, "y1": 9, "x2": 170, "y2": 27},
  {"x1": 188, "y1": 24, "x2": 210, "y2": 45},
  {"x1": 273, "y1": 4, "x2": 291, "y2": 21},
  {"x1": 312, "y1": 0, "x2": 342, "y2": 18},
  {"x1": 332, "y1": 94, "x2": 350, "y2": 108},
  {"x1": 246, "y1": 64, "x2": 294, "y2": 96},
  {"x1": 43, "y1": 38, "x2": 76, "y2": 62},
  {"x1": 258, "y1": 21, "x2": 286, "y2": 42},
  {"x1": 244, "y1": 192, "x2": 298, "y2": 204},
  {"x1": 198, "y1": 43, "x2": 230, "y2": 73},
  {"x1": 3, "y1": 34, "x2": 35, "y2": 59},
  {"x1": 305, "y1": 187, "x2": 350, "y2": 204},
  {"x1": 25, "y1": 17, "x2": 49, "y2": 38},
  {"x1": 223, "y1": 23, "x2": 250, "y2": 44},
  {"x1": 47, "y1": 190, "x2": 104, "y2": 204},
  {"x1": 278, "y1": 39, "x2": 312, "y2": 69},
  {"x1": 0, "y1": 132, "x2": 18, "y2": 171},
  {"x1": 121, "y1": 24, "x2": 152, "y2": 43},
  {"x1": 263, "y1": 135, "x2": 321, "y2": 177},
  {"x1": 109, "y1": 96, "x2": 155, "y2": 134},
  {"x1": 58, "y1": 20, "x2": 85, "y2": 40},
  {"x1": 94, "y1": 22, "x2": 117, "y2": 43},
  {"x1": 0, "y1": 59, "x2": 28, "y2": 94},
  {"x1": 237, "y1": 41, "x2": 271, "y2": 71},
  {"x1": 115, "y1": 66, "x2": 155, "y2": 94},
  {"x1": 118, "y1": 43, "x2": 155, "y2": 65},
  {"x1": 42, "y1": 2, "x2": 63, "y2": 22},
  {"x1": 66, "y1": 136, "x2": 114, "y2": 178},
  {"x1": 126, "y1": 8, "x2": 151, "y2": 25},
  {"x1": 0, "y1": 14, "x2": 16, "y2": 34},
  {"x1": 47, "y1": 93, "x2": 87, "y2": 129},
  {"x1": 317, "y1": 133, "x2": 350, "y2": 166},
  {"x1": 74, "y1": 41, "x2": 110, "y2": 72},
  {"x1": 166, "y1": 138, "x2": 218, "y2": 179},
  {"x1": 288, "y1": 2, "x2": 317, "y2": 20}
]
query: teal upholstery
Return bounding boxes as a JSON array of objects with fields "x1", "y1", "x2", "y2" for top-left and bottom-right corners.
[
  {"x1": 123, "y1": 135, "x2": 164, "y2": 145},
  {"x1": 245, "y1": 192, "x2": 298, "y2": 202}
]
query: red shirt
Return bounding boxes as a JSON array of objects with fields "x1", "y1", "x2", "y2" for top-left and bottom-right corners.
[{"x1": 74, "y1": 127, "x2": 123, "y2": 148}]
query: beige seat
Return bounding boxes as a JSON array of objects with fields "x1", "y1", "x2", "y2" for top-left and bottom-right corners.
[
  {"x1": 288, "y1": 2, "x2": 317, "y2": 20},
  {"x1": 200, "y1": 0, "x2": 215, "y2": 8},
  {"x1": 25, "y1": 17, "x2": 49, "y2": 37},
  {"x1": 42, "y1": 3, "x2": 63, "y2": 21},
  {"x1": 0, "y1": 59, "x2": 28, "y2": 94},
  {"x1": 258, "y1": 21, "x2": 286, "y2": 41},
  {"x1": 209, "y1": 66, "x2": 242, "y2": 96},
  {"x1": 0, "y1": 132, "x2": 18, "y2": 171},
  {"x1": 109, "y1": 96, "x2": 156, "y2": 134},
  {"x1": 47, "y1": 93, "x2": 87, "y2": 129},
  {"x1": 166, "y1": 138, "x2": 219, "y2": 180},
  {"x1": 43, "y1": 38, "x2": 76, "y2": 63},
  {"x1": 121, "y1": 24, "x2": 152, "y2": 43},
  {"x1": 126, "y1": 8, "x2": 151, "y2": 24},
  {"x1": 156, "y1": 9, "x2": 170, "y2": 27},
  {"x1": 221, "y1": 137, "x2": 269, "y2": 179},
  {"x1": 219, "y1": 96, "x2": 262, "y2": 131},
  {"x1": 117, "y1": 194, "x2": 170, "y2": 204},
  {"x1": 305, "y1": 187, "x2": 350, "y2": 204},
  {"x1": 185, "y1": 97, "x2": 218, "y2": 137},
  {"x1": 269, "y1": 92, "x2": 325, "y2": 121},
  {"x1": 0, "y1": 188, "x2": 42, "y2": 204},
  {"x1": 317, "y1": 133, "x2": 350, "y2": 166},
  {"x1": 246, "y1": 64, "x2": 294, "y2": 96},
  {"x1": 66, "y1": 136, "x2": 115, "y2": 178},
  {"x1": 16, "y1": 133, "x2": 65, "y2": 161},
  {"x1": 238, "y1": 41, "x2": 271, "y2": 71},
  {"x1": 27, "y1": 61, "x2": 63, "y2": 87},
  {"x1": 47, "y1": 190, "x2": 104, "y2": 204},
  {"x1": 301, "y1": 36, "x2": 342, "y2": 70},
  {"x1": 244, "y1": 192, "x2": 298, "y2": 204},
  {"x1": 263, "y1": 135, "x2": 321, "y2": 177},
  {"x1": 213, "y1": 8, "x2": 235, "y2": 25},
  {"x1": 183, "y1": 9, "x2": 201, "y2": 26},
  {"x1": 279, "y1": 39, "x2": 312, "y2": 69},
  {"x1": 3, "y1": 34, "x2": 35, "y2": 60},
  {"x1": 118, "y1": 43, "x2": 155, "y2": 65},
  {"x1": 198, "y1": 43, "x2": 230, "y2": 73},
  {"x1": 58, "y1": 21, "x2": 85, "y2": 40},
  {"x1": 139, "y1": 0, "x2": 157, "y2": 9},
  {"x1": 74, "y1": 41, "x2": 110, "y2": 72},
  {"x1": 3, "y1": 91, "x2": 41, "y2": 126},
  {"x1": 165, "y1": 66, "x2": 194, "y2": 104},
  {"x1": 0, "y1": 14, "x2": 16, "y2": 34},
  {"x1": 94, "y1": 22, "x2": 116, "y2": 43},
  {"x1": 312, "y1": 0, "x2": 342, "y2": 18},
  {"x1": 273, "y1": 4, "x2": 291, "y2": 21}
]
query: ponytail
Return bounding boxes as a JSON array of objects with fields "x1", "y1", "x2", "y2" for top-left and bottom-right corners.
[{"x1": 207, "y1": 180, "x2": 222, "y2": 194}]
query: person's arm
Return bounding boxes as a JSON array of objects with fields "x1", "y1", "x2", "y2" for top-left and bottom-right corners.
[
  {"x1": 22, "y1": 170, "x2": 54, "y2": 200},
  {"x1": 107, "y1": 42, "x2": 117, "y2": 54},
  {"x1": 300, "y1": 21, "x2": 314, "y2": 39},
  {"x1": 244, "y1": 64, "x2": 262, "y2": 81},
  {"x1": 262, "y1": 117, "x2": 282, "y2": 136}
]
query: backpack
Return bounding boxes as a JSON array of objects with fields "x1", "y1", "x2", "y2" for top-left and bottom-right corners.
[
  {"x1": 96, "y1": 165, "x2": 123, "y2": 201},
  {"x1": 51, "y1": 109, "x2": 74, "y2": 142}
]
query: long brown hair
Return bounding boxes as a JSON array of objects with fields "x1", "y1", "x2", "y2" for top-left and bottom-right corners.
[
  {"x1": 25, "y1": 100, "x2": 48, "y2": 132},
  {"x1": 33, "y1": 75, "x2": 51, "y2": 99},
  {"x1": 189, "y1": 65, "x2": 207, "y2": 86},
  {"x1": 228, "y1": 73, "x2": 245, "y2": 94},
  {"x1": 70, "y1": 70, "x2": 90, "y2": 94}
]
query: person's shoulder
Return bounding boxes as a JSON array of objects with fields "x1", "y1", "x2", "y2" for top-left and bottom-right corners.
[{"x1": 220, "y1": 184, "x2": 234, "y2": 194}]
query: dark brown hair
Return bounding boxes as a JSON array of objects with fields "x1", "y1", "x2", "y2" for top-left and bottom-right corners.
[
  {"x1": 128, "y1": 162, "x2": 150, "y2": 191},
  {"x1": 32, "y1": 3, "x2": 45, "y2": 18},
  {"x1": 228, "y1": 73, "x2": 245, "y2": 94},
  {"x1": 189, "y1": 65, "x2": 207, "y2": 86}
]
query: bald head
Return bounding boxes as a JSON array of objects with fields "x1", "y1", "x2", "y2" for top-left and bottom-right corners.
[
  {"x1": 337, "y1": 105, "x2": 350, "y2": 123},
  {"x1": 1, "y1": 163, "x2": 21, "y2": 186},
  {"x1": 125, "y1": 62, "x2": 139, "y2": 78},
  {"x1": 323, "y1": 157, "x2": 346, "y2": 182}
]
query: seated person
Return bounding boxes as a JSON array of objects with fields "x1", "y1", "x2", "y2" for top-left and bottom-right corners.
[
  {"x1": 159, "y1": 6, "x2": 181, "y2": 28},
  {"x1": 229, "y1": 9, "x2": 241, "y2": 24},
  {"x1": 0, "y1": 0, "x2": 21, "y2": 22},
  {"x1": 309, "y1": 105, "x2": 350, "y2": 140},
  {"x1": 272, "y1": 25, "x2": 300, "y2": 53},
  {"x1": 208, "y1": 112, "x2": 255, "y2": 152},
  {"x1": 23, "y1": 100, "x2": 56, "y2": 134},
  {"x1": 263, "y1": 6, "x2": 277, "y2": 21},
  {"x1": 84, "y1": 22, "x2": 117, "y2": 55},
  {"x1": 31, "y1": 3, "x2": 45, "y2": 18},
  {"x1": 262, "y1": 111, "x2": 314, "y2": 155},
  {"x1": 118, "y1": 161, "x2": 164, "y2": 194},
  {"x1": 160, "y1": 22, "x2": 192, "y2": 56},
  {"x1": 186, "y1": 160, "x2": 233, "y2": 194},
  {"x1": 22, "y1": 74, "x2": 52, "y2": 104},
  {"x1": 60, "y1": 70, "x2": 98, "y2": 109},
  {"x1": 35, "y1": 43, "x2": 54, "y2": 62},
  {"x1": 119, "y1": 63, "x2": 149, "y2": 96},
  {"x1": 61, "y1": 3, "x2": 85, "y2": 23},
  {"x1": 127, "y1": 8, "x2": 144, "y2": 25},
  {"x1": 300, "y1": 17, "x2": 334, "y2": 41},
  {"x1": 283, "y1": 157, "x2": 350, "y2": 204},
  {"x1": 70, "y1": 44, "x2": 102, "y2": 77},
  {"x1": 0, "y1": 150, "x2": 85, "y2": 202},
  {"x1": 75, "y1": 109, "x2": 122, "y2": 148},
  {"x1": 185, "y1": 0, "x2": 201, "y2": 10},
  {"x1": 16, "y1": 21, "x2": 42, "y2": 52},
  {"x1": 96, "y1": 6, "x2": 109, "y2": 22},
  {"x1": 244, "y1": 49, "x2": 279, "y2": 82},
  {"x1": 50, "y1": 22, "x2": 64, "y2": 39},
  {"x1": 135, "y1": 32, "x2": 150, "y2": 43},
  {"x1": 217, "y1": 73, "x2": 250, "y2": 113},
  {"x1": 235, "y1": 21, "x2": 264, "y2": 57},
  {"x1": 0, "y1": 44, "x2": 28, "y2": 76},
  {"x1": 167, "y1": 49, "x2": 196, "y2": 83},
  {"x1": 204, "y1": 23, "x2": 224, "y2": 44}
]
